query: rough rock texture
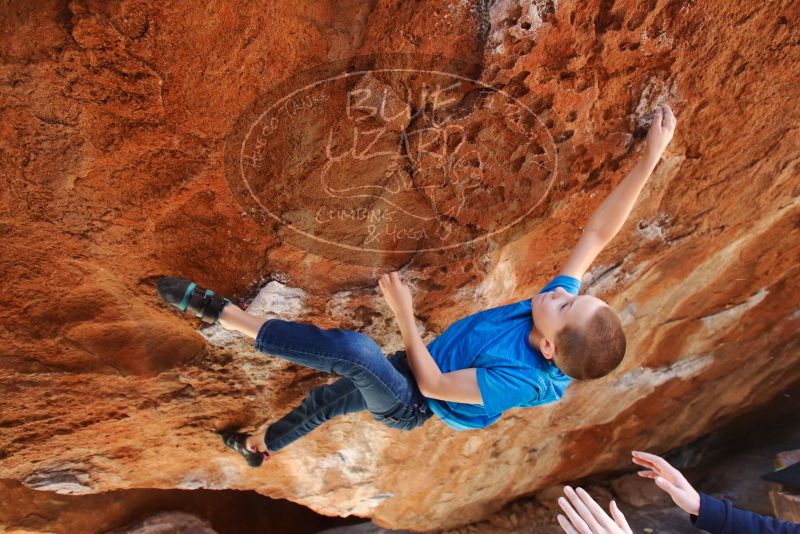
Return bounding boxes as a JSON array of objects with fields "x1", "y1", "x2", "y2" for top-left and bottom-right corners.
[{"x1": 0, "y1": 0, "x2": 798, "y2": 532}]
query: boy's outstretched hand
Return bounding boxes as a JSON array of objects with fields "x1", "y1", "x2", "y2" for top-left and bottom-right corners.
[
  {"x1": 644, "y1": 104, "x2": 677, "y2": 161},
  {"x1": 378, "y1": 271, "x2": 413, "y2": 317},
  {"x1": 631, "y1": 450, "x2": 701, "y2": 515}
]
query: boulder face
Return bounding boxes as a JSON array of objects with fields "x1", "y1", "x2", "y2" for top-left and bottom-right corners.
[{"x1": 1, "y1": 0, "x2": 798, "y2": 531}]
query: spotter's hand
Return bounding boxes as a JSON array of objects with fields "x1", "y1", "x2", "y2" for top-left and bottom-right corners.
[
  {"x1": 631, "y1": 450, "x2": 701, "y2": 516},
  {"x1": 556, "y1": 486, "x2": 632, "y2": 534}
]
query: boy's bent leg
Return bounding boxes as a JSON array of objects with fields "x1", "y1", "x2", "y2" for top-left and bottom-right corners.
[
  {"x1": 265, "y1": 376, "x2": 366, "y2": 452},
  {"x1": 254, "y1": 318, "x2": 414, "y2": 416}
]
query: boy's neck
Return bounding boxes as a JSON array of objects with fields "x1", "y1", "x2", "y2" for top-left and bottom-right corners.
[{"x1": 528, "y1": 326, "x2": 544, "y2": 352}]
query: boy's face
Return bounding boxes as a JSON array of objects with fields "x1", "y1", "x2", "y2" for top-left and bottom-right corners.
[{"x1": 530, "y1": 286, "x2": 608, "y2": 359}]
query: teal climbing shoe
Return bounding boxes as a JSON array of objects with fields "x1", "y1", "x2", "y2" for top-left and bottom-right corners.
[
  {"x1": 156, "y1": 276, "x2": 232, "y2": 325},
  {"x1": 219, "y1": 430, "x2": 271, "y2": 468}
]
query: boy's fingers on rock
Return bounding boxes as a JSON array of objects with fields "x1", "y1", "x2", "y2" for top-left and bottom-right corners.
[
  {"x1": 662, "y1": 105, "x2": 675, "y2": 126},
  {"x1": 651, "y1": 108, "x2": 663, "y2": 129}
]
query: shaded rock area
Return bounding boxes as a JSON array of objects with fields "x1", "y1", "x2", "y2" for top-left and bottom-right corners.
[
  {"x1": 105, "y1": 511, "x2": 217, "y2": 534},
  {"x1": 322, "y1": 383, "x2": 800, "y2": 533},
  {"x1": 1, "y1": 0, "x2": 799, "y2": 532},
  {"x1": 0, "y1": 480, "x2": 365, "y2": 534}
]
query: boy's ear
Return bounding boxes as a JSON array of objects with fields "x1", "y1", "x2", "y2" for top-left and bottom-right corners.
[{"x1": 539, "y1": 337, "x2": 555, "y2": 360}]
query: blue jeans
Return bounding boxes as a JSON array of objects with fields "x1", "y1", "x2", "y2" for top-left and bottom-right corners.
[{"x1": 253, "y1": 318, "x2": 434, "y2": 452}]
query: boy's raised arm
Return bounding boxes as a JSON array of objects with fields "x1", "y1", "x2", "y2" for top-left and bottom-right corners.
[{"x1": 560, "y1": 104, "x2": 677, "y2": 281}]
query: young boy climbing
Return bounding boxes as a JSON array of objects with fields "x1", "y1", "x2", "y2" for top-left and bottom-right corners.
[{"x1": 156, "y1": 104, "x2": 676, "y2": 468}]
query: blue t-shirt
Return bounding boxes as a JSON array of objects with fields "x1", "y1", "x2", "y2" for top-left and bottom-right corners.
[{"x1": 423, "y1": 275, "x2": 580, "y2": 430}]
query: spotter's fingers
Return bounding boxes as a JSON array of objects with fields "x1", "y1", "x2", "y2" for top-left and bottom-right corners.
[
  {"x1": 557, "y1": 514, "x2": 581, "y2": 534},
  {"x1": 558, "y1": 496, "x2": 592, "y2": 534},
  {"x1": 610, "y1": 501, "x2": 632, "y2": 534}
]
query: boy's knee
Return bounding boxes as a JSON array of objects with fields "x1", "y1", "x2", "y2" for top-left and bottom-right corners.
[{"x1": 346, "y1": 333, "x2": 384, "y2": 363}]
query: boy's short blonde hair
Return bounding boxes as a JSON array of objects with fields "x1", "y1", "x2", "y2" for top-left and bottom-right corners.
[{"x1": 554, "y1": 307, "x2": 626, "y2": 379}]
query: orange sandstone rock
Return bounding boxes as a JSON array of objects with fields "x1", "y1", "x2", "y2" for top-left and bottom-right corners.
[{"x1": 0, "y1": 0, "x2": 798, "y2": 531}]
